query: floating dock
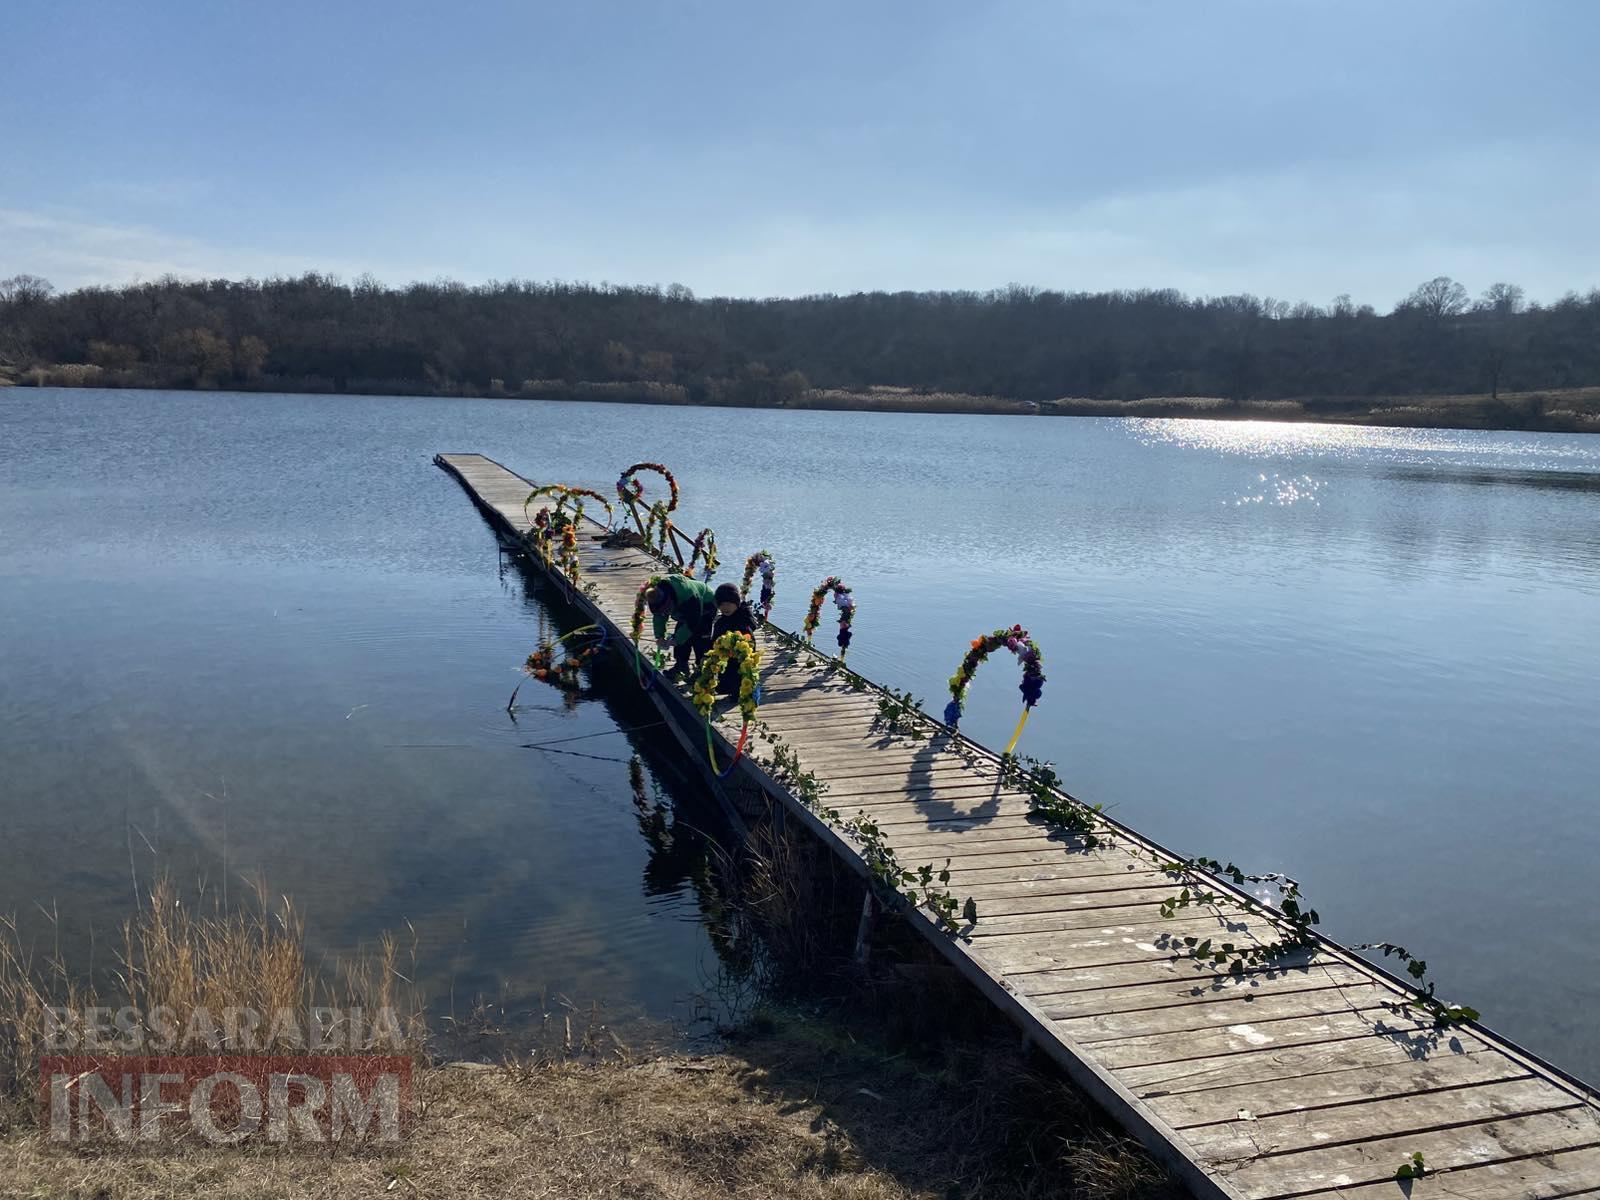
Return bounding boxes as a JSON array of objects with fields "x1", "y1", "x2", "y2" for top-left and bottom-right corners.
[{"x1": 439, "y1": 452, "x2": 1600, "y2": 1199}]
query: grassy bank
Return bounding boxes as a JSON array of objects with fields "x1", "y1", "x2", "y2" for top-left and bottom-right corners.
[
  {"x1": 10, "y1": 368, "x2": 1600, "y2": 432},
  {"x1": 1, "y1": 1001, "x2": 1174, "y2": 1200},
  {"x1": 0, "y1": 853, "x2": 1176, "y2": 1199},
  {"x1": 1039, "y1": 386, "x2": 1600, "y2": 433}
]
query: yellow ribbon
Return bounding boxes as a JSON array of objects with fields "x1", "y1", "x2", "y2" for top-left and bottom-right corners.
[{"x1": 1003, "y1": 707, "x2": 1031, "y2": 756}]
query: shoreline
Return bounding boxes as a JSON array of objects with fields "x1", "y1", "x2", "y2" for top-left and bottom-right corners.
[{"x1": 7, "y1": 375, "x2": 1600, "y2": 435}]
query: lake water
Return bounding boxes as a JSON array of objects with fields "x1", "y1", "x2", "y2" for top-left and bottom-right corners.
[{"x1": 3, "y1": 388, "x2": 1598, "y2": 1077}]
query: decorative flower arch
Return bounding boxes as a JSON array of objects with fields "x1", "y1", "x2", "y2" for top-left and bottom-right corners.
[
  {"x1": 641, "y1": 501, "x2": 676, "y2": 555},
  {"x1": 556, "y1": 521, "x2": 581, "y2": 584},
  {"x1": 630, "y1": 575, "x2": 669, "y2": 685},
  {"x1": 527, "y1": 506, "x2": 554, "y2": 565},
  {"x1": 943, "y1": 624, "x2": 1045, "y2": 755},
  {"x1": 522, "y1": 484, "x2": 615, "y2": 583},
  {"x1": 692, "y1": 631, "x2": 761, "y2": 776},
  {"x1": 740, "y1": 551, "x2": 776, "y2": 621},
  {"x1": 803, "y1": 576, "x2": 856, "y2": 660},
  {"x1": 523, "y1": 484, "x2": 614, "y2": 531},
  {"x1": 507, "y1": 621, "x2": 607, "y2": 708},
  {"x1": 616, "y1": 462, "x2": 679, "y2": 513},
  {"x1": 521, "y1": 625, "x2": 603, "y2": 691},
  {"x1": 686, "y1": 528, "x2": 719, "y2": 580}
]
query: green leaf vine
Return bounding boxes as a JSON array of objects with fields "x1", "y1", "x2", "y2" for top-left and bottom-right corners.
[
  {"x1": 752, "y1": 722, "x2": 975, "y2": 934},
  {"x1": 871, "y1": 688, "x2": 927, "y2": 740},
  {"x1": 997, "y1": 754, "x2": 1107, "y2": 849},
  {"x1": 1153, "y1": 857, "x2": 1479, "y2": 1027}
]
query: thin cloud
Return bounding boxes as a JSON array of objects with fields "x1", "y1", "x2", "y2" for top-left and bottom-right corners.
[{"x1": 0, "y1": 209, "x2": 429, "y2": 290}]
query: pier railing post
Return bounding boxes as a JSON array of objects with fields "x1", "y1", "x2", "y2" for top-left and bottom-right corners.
[{"x1": 665, "y1": 524, "x2": 688, "y2": 567}]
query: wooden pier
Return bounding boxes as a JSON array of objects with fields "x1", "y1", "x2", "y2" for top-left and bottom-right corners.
[{"x1": 438, "y1": 452, "x2": 1600, "y2": 1200}]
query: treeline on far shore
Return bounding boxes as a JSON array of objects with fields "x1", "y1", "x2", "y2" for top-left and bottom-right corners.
[{"x1": 2, "y1": 271, "x2": 1598, "y2": 432}]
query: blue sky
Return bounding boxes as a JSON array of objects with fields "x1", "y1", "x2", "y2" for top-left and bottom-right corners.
[{"x1": 4, "y1": 0, "x2": 1597, "y2": 305}]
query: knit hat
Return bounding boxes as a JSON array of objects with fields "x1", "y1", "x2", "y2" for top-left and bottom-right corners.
[{"x1": 714, "y1": 583, "x2": 741, "y2": 606}]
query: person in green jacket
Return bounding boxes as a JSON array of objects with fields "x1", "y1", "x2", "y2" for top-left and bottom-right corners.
[{"x1": 646, "y1": 574, "x2": 718, "y2": 677}]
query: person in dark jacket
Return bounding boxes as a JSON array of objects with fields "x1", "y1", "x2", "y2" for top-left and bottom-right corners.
[
  {"x1": 711, "y1": 583, "x2": 758, "y2": 694},
  {"x1": 648, "y1": 575, "x2": 717, "y2": 676}
]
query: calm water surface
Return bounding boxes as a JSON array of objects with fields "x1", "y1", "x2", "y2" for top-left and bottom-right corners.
[{"x1": 3, "y1": 389, "x2": 1598, "y2": 1074}]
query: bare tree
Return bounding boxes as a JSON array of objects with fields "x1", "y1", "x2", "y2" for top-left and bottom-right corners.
[
  {"x1": 1478, "y1": 282, "x2": 1525, "y2": 318},
  {"x1": 0, "y1": 274, "x2": 54, "y2": 306},
  {"x1": 1399, "y1": 276, "x2": 1469, "y2": 321},
  {"x1": 1477, "y1": 283, "x2": 1525, "y2": 399}
]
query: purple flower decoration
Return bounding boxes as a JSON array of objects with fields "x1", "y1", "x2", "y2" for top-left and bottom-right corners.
[
  {"x1": 943, "y1": 699, "x2": 963, "y2": 726},
  {"x1": 1019, "y1": 675, "x2": 1045, "y2": 707},
  {"x1": 838, "y1": 627, "x2": 852, "y2": 649}
]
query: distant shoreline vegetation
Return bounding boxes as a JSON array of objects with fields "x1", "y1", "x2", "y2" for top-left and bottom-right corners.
[{"x1": 2, "y1": 272, "x2": 1597, "y2": 433}]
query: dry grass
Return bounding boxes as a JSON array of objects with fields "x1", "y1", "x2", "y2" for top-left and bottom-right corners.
[
  {"x1": 802, "y1": 388, "x2": 1037, "y2": 415},
  {"x1": 0, "y1": 1001, "x2": 1178, "y2": 1200},
  {"x1": 0, "y1": 855, "x2": 1177, "y2": 1198},
  {"x1": 1043, "y1": 386, "x2": 1600, "y2": 431},
  {"x1": 23, "y1": 363, "x2": 105, "y2": 387},
  {"x1": 0, "y1": 877, "x2": 423, "y2": 1131}
]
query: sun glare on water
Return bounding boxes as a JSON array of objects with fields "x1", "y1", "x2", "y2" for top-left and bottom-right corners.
[
  {"x1": 1231, "y1": 472, "x2": 1326, "y2": 507},
  {"x1": 1125, "y1": 417, "x2": 1466, "y2": 459}
]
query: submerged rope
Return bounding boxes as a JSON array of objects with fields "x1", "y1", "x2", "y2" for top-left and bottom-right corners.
[{"x1": 706, "y1": 719, "x2": 751, "y2": 779}]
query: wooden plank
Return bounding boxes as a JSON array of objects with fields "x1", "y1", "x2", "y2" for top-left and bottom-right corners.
[
  {"x1": 753, "y1": 679, "x2": 864, "y2": 700},
  {"x1": 963, "y1": 901, "x2": 1174, "y2": 937},
  {"x1": 778, "y1": 761, "x2": 998, "y2": 788},
  {"x1": 981, "y1": 909, "x2": 1259, "y2": 954},
  {"x1": 1092, "y1": 1004, "x2": 1458, "y2": 1072},
  {"x1": 1217, "y1": 1107, "x2": 1600, "y2": 1199},
  {"x1": 954, "y1": 869, "x2": 1182, "y2": 900},
  {"x1": 764, "y1": 732, "x2": 945, "y2": 758},
  {"x1": 880, "y1": 820, "x2": 1066, "y2": 848},
  {"x1": 749, "y1": 688, "x2": 879, "y2": 710},
  {"x1": 1186, "y1": 1075, "x2": 1582, "y2": 1163},
  {"x1": 1002, "y1": 955, "x2": 1270, "y2": 997},
  {"x1": 1016, "y1": 945, "x2": 1312, "y2": 1000},
  {"x1": 829, "y1": 771, "x2": 1018, "y2": 798},
  {"x1": 883, "y1": 832, "x2": 1116, "y2": 864},
  {"x1": 941, "y1": 855, "x2": 1152, "y2": 883},
  {"x1": 760, "y1": 734, "x2": 937, "y2": 759},
  {"x1": 760, "y1": 725, "x2": 919, "y2": 749},
  {"x1": 1058, "y1": 982, "x2": 1401, "y2": 1045},
  {"x1": 755, "y1": 711, "x2": 887, "y2": 734},
  {"x1": 986, "y1": 933, "x2": 1276, "y2": 981},
  {"x1": 1289, "y1": 1145, "x2": 1600, "y2": 1200},
  {"x1": 818, "y1": 774, "x2": 1018, "y2": 799},
  {"x1": 1115, "y1": 1023, "x2": 1491, "y2": 1098},
  {"x1": 1037, "y1": 963, "x2": 1373, "y2": 1023},
  {"x1": 973, "y1": 920, "x2": 1267, "y2": 977},
  {"x1": 1149, "y1": 1049, "x2": 1527, "y2": 1129},
  {"x1": 927, "y1": 886, "x2": 1177, "y2": 922},
  {"x1": 833, "y1": 789, "x2": 1034, "y2": 814},
  {"x1": 935, "y1": 840, "x2": 1149, "y2": 872},
  {"x1": 841, "y1": 799, "x2": 1043, "y2": 829}
]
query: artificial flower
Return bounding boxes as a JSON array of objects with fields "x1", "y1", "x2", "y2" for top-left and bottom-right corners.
[
  {"x1": 944, "y1": 625, "x2": 1047, "y2": 729},
  {"x1": 804, "y1": 577, "x2": 856, "y2": 659},
  {"x1": 740, "y1": 551, "x2": 777, "y2": 620}
]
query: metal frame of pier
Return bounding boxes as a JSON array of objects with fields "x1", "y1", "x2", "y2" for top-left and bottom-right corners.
[{"x1": 439, "y1": 452, "x2": 1600, "y2": 1200}]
